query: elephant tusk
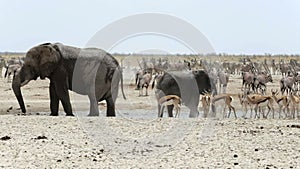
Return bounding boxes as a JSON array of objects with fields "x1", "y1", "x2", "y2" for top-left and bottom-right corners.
[{"x1": 20, "y1": 80, "x2": 30, "y2": 87}]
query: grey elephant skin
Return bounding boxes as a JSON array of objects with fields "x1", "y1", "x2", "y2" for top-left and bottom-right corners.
[
  {"x1": 12, "y1": 72, "x2": 26, "y2": 113},
  {"x1": 14, "y1": 43, "x2": 126, "y2": 116},
  {"x1": 155, "y1": 70, "x2": 216, "y2": 118}
]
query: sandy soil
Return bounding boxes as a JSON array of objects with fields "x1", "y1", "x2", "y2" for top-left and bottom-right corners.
[
  {"x1": 0, "y1": 116, "x2": 299, "y2": 168},
  {"x1": 0, "y1": 67, "x2": 299, "y2": 168}
]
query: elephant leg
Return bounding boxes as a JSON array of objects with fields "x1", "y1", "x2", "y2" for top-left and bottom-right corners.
[
  {"x1": 167, "y1": 105, "x2": 174, "y2": 117},
  {"x1": 187, "y1": 98, "x2": 199, "y2": 118},
  {"x1": 49, "y1": 82, "x2": 59, "y2": 116},
  {"x1": 55, "y1": 84, "x2": 73, "y2": 116},
  {"x1": 106, "y1": 96, "x2": 116, "y2": 117},
  {"x1": 88, "y1": 94, "x2": 99, "y2": 116},
  {"x1": 189, "y1": 106, "x2": 199, "y2": 118}
]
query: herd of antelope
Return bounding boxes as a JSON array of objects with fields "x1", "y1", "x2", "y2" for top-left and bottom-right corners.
[{"x1": 133, "y1": 56, "x2": 300, "y2": 119}]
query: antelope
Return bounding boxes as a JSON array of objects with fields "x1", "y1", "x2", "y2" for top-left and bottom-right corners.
[
  {"x1": 135, "y1": 69, "x2": 144, "y2": 89},
  {"x1": 288, "y1": 92, "x2": 300, "y2": 119},
  {"x1": 237, "y1": 93, "x2": 253, "y2": 118},
  {"x1": 242, "y1": 72, "x2": 255, "y2": 92},
  {"x1": 253, "y1": 72, "x2": 273, "y2": 94},
  {"x1": 158, "y1": 95, "x2": 181, "y2": 118},
  {"x1": 218, "y1": 70, "x2": 229, "y2": 94},
  {"x1": 271, "y1": 89, "x2": 290, "y2": 119},
  {"x1": 271, "y1": 59, "x2": 278, "y2": 75},
  {"x1": 137, "y1": 70, "x2": 152, "y2": 96},
  {"x1": 201, "y1": 93, "x2": 211, "y2": 118},
  {"x1": 241, "y1": 63, "x2": 254, "y2": 73},
  {"x1": 279, "y1": 61, "x2": 292, "y2": 77},
  {"x1": 245, "y1": 94, "x2": 275, "y2": 119},
  {"x1": 203, "y1": 93, "x2": 236, "y2": 119},
  {"x1": 280, "y1": 75, "x2": 295, "y2": 95}
]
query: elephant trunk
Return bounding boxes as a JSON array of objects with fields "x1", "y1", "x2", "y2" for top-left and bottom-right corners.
[{"x1": 12, "y1": 73, "x2": 26, "y2": 113}]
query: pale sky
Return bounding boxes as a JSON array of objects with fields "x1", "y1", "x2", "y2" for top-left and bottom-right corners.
[{"x1": 0, "y1": 0, "x2": 300, "y2": 54}]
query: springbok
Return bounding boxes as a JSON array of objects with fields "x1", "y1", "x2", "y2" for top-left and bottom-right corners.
[
  {"x1": 271, "y1": 89, "x2": 290, "y2": 119},
  {"x1": 237, "y1": 93, "x2": 253, "y2": 118},
  {"x1": 245, "y1": 94, "x2": 275, "y2": 119},
  {"x1": 158, "y1": 95, "x2": 181, "y2": 118},
  {"x1": 201, "y1": 93, "x2": 211, "y2": 118},
  {"x1": 288, "y1": 92, "x2": 300, "y2": 119},
  {"x1": 203, "y1": 93, "x2": 236, "y2": 119}
]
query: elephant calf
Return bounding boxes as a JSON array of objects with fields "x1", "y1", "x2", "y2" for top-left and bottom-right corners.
[{"x1": 14, "y1": 43, "x2": 126, "y2": 116}]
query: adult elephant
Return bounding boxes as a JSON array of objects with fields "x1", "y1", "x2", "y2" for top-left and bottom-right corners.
[
  {"x1": 13, "y1": 43, "x2": 126, "y2": 116},
  {"x1": 155, "y1": 70, "x2": 216, "y2": 118}
]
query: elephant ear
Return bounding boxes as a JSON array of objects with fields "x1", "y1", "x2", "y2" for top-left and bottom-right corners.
[
  {"x1": 38, "y1": 43, "x2": 61, "y2": 65},
  {"x1": 37, "y1": 44, "x2": 61, "y2": 79}
]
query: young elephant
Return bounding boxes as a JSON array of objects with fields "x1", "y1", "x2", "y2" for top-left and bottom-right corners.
[{"x1": 15, "y1": 43, "x2": 126, "y2": 116}]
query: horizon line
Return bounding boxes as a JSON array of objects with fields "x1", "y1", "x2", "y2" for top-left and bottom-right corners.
[{"x1": 1, "y1": 51, "x2": 300, "y2": 56}]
